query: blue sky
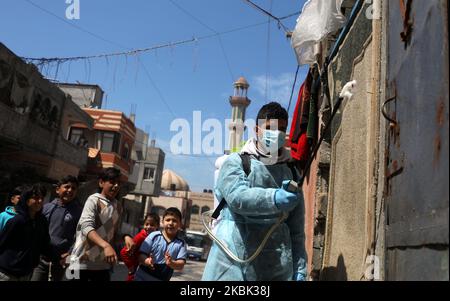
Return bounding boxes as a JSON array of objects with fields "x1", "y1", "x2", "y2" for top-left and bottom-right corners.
[{"x1": 1, "y1": 0, "x2": 309, "y2": 192}]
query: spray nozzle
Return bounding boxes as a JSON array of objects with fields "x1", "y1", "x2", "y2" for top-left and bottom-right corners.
[{"x1": 282, "y1": 180, "x2": 299, "y2": 193}]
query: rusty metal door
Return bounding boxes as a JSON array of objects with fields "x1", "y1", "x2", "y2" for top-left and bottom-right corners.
[{"x1": 384, "y1": 0, "x2": 449, "y2": 280}]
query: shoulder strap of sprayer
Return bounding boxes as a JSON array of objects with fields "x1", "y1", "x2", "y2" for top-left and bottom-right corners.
[
  {"x1": 211, "y1": 153, "x2": 252, "y2": 219},
  {"x1": 211, "y1": 154, "x2": 300, "y2": 219}
]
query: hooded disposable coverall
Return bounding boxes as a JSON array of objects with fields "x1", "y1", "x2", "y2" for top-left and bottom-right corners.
[{"x1": 202, "y1": 140, "x2": 307, "y2": 281}]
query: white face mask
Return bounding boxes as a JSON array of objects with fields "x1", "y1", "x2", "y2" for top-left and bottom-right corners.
[{"x1": 259, "y1": 129, "x2": 286, "y2": 155}]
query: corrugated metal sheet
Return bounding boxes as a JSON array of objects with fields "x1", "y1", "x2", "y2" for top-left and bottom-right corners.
[{"x1": 384, "y1": 0, "x2": 449, "y2": 280}]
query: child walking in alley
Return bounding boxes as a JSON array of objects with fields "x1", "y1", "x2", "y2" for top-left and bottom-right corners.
[
  {"x1": 67, "y1": 168, "x2": 134, "y2": 281},
  {"x1": 120, "y1": 213, "x2": 160, "y2": 281},
  {"x1": 0, "y1": 184, "x2": 52, "y2": 281},
  {"x1": 134, "y1": 207, "x2": 187, "y2": 281},
  {"x1": 31, "y1": 175, "x2": 82, "y2": 281}
]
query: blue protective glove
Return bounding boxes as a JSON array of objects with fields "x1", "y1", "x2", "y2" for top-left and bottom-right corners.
[
  {"x1": 273, "y1": 180, "x2": 300, "y2": 211},
  {"x1": 293, "y1": 272, "x2": 306, "y2": 281}
]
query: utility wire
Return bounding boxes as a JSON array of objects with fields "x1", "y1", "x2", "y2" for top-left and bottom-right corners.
[
  {"x1": 22, "y1": 0, "x2": 300, "y2": 65},
  {"x1": 21, "y1": 22, "x2": 277, "y2": 64},
  {"x1": 22, "y1": 0, "x2": 224, "y2": 166},
  {"x1": 168, "y1": 0, "x2": 216, "y2": 33},
  {"x1": 22, "y1": 0, "x2": 126, "y2": 50},
  {"x1": 136, "y1": 56, "x2": 177, "y2": 118},
  {"x1": 22, "y1": 38, "x2": 199, "y2": 65},
  {"x1": 22, "y1": 38, "x2": 197, "y2": 64},
  {"x1": 264, "y1": 0, "x2": 273, "y2": 103},
  {"x1": 287, "y1": 65, "x2": 300, "y2": 113},
  {"x1": 242, "y1": 0, "x2": 291, "y2": 33},
  {"x1": 279, "y1": 11, "x2": 301, "y2": 20},
  {"x1": 22, "y1": 0, "x2": 185, "y2": 121},
  {"x1": 168, "y1": 0, "x2": 234, "y2": 82},
  {"x1": 21, "y1": 1, "x2": 299, "y2": 165},
  {"x1": 20, "y1": 12, "x2": 297, "y2": 64},
  {"x1": 22, "y1": 0, "x2": 180, "y2": 146}
]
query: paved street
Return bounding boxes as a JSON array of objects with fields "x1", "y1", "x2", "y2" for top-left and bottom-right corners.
[
  {"x1": 111, "y1": 260, "x2": 206, "y2": 281},
  {"x1": 171, "y1": 259, "x2": 206, "y2": 281}
]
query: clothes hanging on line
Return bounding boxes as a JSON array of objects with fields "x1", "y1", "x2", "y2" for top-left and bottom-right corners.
[{"x1": 289, "y1": 67, "x2": 321, "y2": 171}]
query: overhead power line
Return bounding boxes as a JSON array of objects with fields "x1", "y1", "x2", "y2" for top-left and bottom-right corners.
[
  {"x1": 22, "y1": 0, "x2": 181, "y2": 138},
  {"x1": 20, "y1": 0, "x2": 235, "y2": 166},
  {"x1": 264, "y1": 0, "x2": 273, "y2": 103},
  {"x1": 20, "y1": 0, "x2": 300, "y2": 165},
  {"x1": 168, "y1": 0, "x2": 235, "y2": 82},
  {"x1": 20, "y1": 21, "x2": 277, "y2": 65},
  {"x1": 287, "y1": 65, "x2": 300, "y2": 113},
  {"x1": 22, "y1": 38, "x2": 198, "y2": 66},
  {"x1": 279, "y1": 11, "x2": 301, "y2": 20},
  {"x1": 242, "y1": 0, "x2": 295, "y2": 33},
  {"x1": 20, "y1": 3, "x2": 299, "y2": 66},
  {"x1": 22, "y1": 0, "x2": 126, "y2": 50}
]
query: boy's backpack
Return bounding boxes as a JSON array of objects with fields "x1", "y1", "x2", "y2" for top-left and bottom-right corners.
[{"x1": 211, "y1": 153, "x2": 299, "y2": 219}]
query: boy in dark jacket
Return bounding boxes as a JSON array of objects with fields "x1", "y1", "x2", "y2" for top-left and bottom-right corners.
[
  {"x1": 0, "y1": 184, "x2": 52, "y2": 281},
  {"x1": 31, "y1": 175, "x2": 82, "y2": 281}
]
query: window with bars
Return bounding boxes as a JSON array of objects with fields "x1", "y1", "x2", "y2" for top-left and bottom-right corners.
[
  {"x1": 69, "y1": 128, "x2": 83, "y2": 145},
  {"x1": 96, "y1": 131, "x2": 120, "y2": 153},
  {"x1": 143, "y1": 167, "x2": 155, "y2": 180},
  {"x1": 191, "y1": 205, "x2": 199, "y2": 215},
  {"x1": 122, "y1": 143, "x2": 130, "y2": 160}
]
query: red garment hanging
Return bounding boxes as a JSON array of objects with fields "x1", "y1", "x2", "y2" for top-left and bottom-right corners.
[{"x1": 289, "y1": 70, "x2": 313, "y2": 164}]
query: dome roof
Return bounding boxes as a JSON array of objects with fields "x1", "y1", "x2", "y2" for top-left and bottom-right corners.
[
  {"x1": 234, "y1": 77, "x2": 249, "y2": 88},
  {"x1": 160, "y1": 169, "x2": 190, "y2": 191}
]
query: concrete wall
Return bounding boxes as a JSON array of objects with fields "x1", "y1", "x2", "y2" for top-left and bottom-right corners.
[
  {"x1": 124, "y1": 147, "x2": 164, "y2": 232},
  {"x1": 0, "y1": 44, "x2": 63, "y2": 157},
  {"x1": 57, "y1": 84, "x2": 103, "y2": 109},
  {"x1": 0, "y1": 43, "x2": 92, "y2": 184},
  {"x1": 121, "y1": 195, "x2": 146, "y2": 236},
  {"x1": 150, "y1": 195, "x2": 191, "y2": 229},
  {"x1": 188, "y1": 191, "x2": 214, "y2": 232},
  {"x1": 132, "y1": 147, "x2": 165, "y2": 196},
  {"x1": 129, "y1": 128, "x2": 148, "y2": 185},
  {"x1": 325, "y1": 42, "x2": 373, "y2": 280},
  {"x1": 299, "y1": 3, "x2": 360, "y2": 279},
  {"x1": 321, "y1": 2, "x2": 375, "y2": 281}
]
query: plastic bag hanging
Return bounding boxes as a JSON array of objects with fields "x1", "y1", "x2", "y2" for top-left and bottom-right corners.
[{"x1": 291, "y1": 0, "x2": 347, "y2": 66}]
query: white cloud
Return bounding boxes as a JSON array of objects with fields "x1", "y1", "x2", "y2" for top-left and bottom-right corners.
[
  {"x1": 253, "y1": 73, "x2": 293, "y2": 105},
  {"x1": 252, "y1": 71, "x2": 307, "y2": 106}
]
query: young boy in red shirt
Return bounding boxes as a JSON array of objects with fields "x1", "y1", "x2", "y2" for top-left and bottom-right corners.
[{"x1": 120, "y1": 213, "x2": 160, "y2": 281}]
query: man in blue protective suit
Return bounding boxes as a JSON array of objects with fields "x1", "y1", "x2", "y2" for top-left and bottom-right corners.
[{"x1": 202, "y1": 102, "x2": 307, "y2": 281}]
